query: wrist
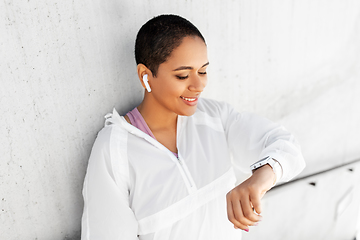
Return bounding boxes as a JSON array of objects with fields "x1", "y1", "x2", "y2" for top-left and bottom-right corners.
[
  {"x1": 250, "y1": 156, "x2": 283, "y2": 186},
  {"x1": 252, "y1": 164, "x2": 276, "y2": 186}
]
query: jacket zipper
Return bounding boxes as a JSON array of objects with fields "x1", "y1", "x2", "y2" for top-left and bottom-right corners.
[
  {"x1": 120, "y1": 114, "x2": 195, "y2": 192},
  {"x1": 176, "y1": 154, "x2": 193, "y2": 188},
  {"x1": 174, "y1": 117, "x2": 195, "y2": 191}
]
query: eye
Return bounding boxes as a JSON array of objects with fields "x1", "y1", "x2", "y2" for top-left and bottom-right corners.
[
  {"x1": 198, "y1": 72, "x2": 207, "y2": 75},
  {"x1": 176, "y1": 75, "x2": 189, "y2": 80}
]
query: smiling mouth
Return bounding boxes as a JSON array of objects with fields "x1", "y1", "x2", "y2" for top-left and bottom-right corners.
[{"x1": 180, "y1": 96, "x2": 197, "y2": 102}]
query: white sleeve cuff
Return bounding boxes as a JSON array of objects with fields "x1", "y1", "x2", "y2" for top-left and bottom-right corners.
[{"x1": 272, "y1": 159, "x2": 283, "y2": 185}]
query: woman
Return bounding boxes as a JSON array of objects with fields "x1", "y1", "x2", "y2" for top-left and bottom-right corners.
[{"x1": 81, "y1": 14, "x2": 305, "y2": 239}]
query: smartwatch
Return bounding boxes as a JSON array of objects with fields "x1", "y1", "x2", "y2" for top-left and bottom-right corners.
[{"x1": 250, "y1": 156, "x2": 283, "y2": 184}]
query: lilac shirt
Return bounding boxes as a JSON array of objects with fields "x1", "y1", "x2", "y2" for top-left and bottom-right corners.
[{"x1": 126, "y1": 108, "x2": 178, "y2": 158}]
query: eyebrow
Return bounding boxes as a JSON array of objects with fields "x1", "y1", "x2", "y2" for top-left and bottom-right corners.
[{"x1": 172, "y1": 62, "x2": 209, "y2": 71}]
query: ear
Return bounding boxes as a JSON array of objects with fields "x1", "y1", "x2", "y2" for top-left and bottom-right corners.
[{"x1": 137, "y1": 64, "x2": 153, "y2": 91}]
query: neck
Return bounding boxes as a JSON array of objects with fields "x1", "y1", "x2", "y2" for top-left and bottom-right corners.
[{"x1": 137, "y1": 94, "x2": 178, "y2": 132}]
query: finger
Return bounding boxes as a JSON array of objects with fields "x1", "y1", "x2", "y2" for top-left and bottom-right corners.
[
  {"x1": 250, "y1": 192, "x2": 263, "y2": 215},
  {"x1": 226, "y1": 197, "x2": 249, "y2": 230},
  {"x1": 233, "y1": 198, "x2": 256, "y2": 226},
  {"x1": 240, "y1": 196, "x2": 262, "y2": 223}
]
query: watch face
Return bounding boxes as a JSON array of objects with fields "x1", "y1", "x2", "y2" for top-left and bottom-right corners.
[
  {"x1": 250, "y1": 156, "x2": 271, "y2": 170},
  {"x1": 255, "y1": 156, "x2": 270, "y2": 165},
  {"x1": 259, "y1": 156, "x2": 270, "y2": 162}
]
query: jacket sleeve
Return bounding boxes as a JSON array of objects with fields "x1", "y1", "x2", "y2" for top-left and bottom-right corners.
[
  {"x1": 81, "y1": 126, "x2": 139, "y2": 240},
  {"x1": 218, "y1": 101, "x2": 306, "y2": 184}
]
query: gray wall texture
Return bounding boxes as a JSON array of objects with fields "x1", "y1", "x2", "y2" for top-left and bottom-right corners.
[{"x1": 1, "y1": 0, "x2": 360, "y2": 239}]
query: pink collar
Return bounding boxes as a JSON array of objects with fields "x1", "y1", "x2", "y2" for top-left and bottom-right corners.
[{"x1": 126, "y1": 108, "x2": 178, "y2": 158}]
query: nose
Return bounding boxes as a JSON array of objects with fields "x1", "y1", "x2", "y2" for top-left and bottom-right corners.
[{"x1": 188, "y1": 74, "x2": 207, "y2": 92}]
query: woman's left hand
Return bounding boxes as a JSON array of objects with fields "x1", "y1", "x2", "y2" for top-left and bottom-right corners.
[{"x1": 226, "y1": 164, "x2": 276, "y2": 232}]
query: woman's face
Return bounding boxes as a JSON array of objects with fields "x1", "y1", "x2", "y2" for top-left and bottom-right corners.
[{"x1": 149, "y1": 36, "x2": 208, "y2": 116}]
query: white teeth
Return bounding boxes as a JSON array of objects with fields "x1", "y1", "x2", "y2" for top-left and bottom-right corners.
[{"x1": 181, "y1": 96, "x2": 196, "y2": 102}]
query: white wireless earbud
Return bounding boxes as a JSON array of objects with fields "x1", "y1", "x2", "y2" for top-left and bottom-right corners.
[{"x1": 143, "y1": 74, "x2": 152, "y2": 92}]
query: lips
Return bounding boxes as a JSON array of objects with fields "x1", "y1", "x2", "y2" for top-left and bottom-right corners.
[
  {"x1": 180, "y1": 95, "x2": 199, "y2": 106},
  {"x1": 180, "y1": 96, "x2": 197, "y2": 102}
]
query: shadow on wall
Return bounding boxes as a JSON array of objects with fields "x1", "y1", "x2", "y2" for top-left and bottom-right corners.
[{"x1": 63, "y1": 232, "x2": 80, "y2": 240}]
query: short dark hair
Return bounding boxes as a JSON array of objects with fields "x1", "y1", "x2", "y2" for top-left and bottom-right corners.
[{"x1": 135, "y1": 14, "x2": 206, "y2": 77}]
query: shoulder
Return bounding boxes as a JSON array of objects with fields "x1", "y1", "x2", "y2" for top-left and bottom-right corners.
[
  {"x1": 196, "y1": 97, "x2": 246, "y2": 121},
  {"x1": 195, "y1": 98, "x2": 261, "y2": 129},
  {"x1": 196, "y1": 98, "x2": 232, "y2": 117},
  {"x1": 189, "y1": 98, "x2": 236, "y2": 132},
  {"x1": 91, "y1": 111, "x2": 129, "y2": 159},
  {"x1": 96, "y1": 120, "x2": 127, "y2": 142},
  {"x1": 87, "y1": 115, "x2": 130, "y2": 185}
]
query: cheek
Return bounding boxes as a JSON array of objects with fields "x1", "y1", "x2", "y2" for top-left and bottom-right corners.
[
  {"x1": 203, "y1": 78, "x2": 208, "y2": 87},
  {"x1": 163, "y1": 81, "x2": 186, "y2": 96},
  {"x1": 153, "y1": 79, "x2": 183, "y2": 99}
]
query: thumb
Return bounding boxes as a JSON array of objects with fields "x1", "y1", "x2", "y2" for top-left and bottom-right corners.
[{"x1": 250, "y1": 193, "x2": 262, "y2": 215}]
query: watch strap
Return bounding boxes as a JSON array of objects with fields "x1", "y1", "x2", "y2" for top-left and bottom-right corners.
[{"x1": 250, "y1": 156, "x2": 283, "y2": 185}]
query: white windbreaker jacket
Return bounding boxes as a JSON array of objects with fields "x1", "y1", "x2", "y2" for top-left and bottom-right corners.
[{"x1": 81, "y1": 98, "x2": 305, "y2": 240}]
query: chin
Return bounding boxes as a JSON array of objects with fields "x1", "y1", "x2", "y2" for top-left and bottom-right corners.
[{"x1": 178, "y1": 107, "x2": 197, "y2": 117}]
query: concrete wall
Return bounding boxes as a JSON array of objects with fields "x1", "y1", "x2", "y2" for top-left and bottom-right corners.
[{"x1": 1, "y1": 0, "x2": 360, "y2": 239}]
